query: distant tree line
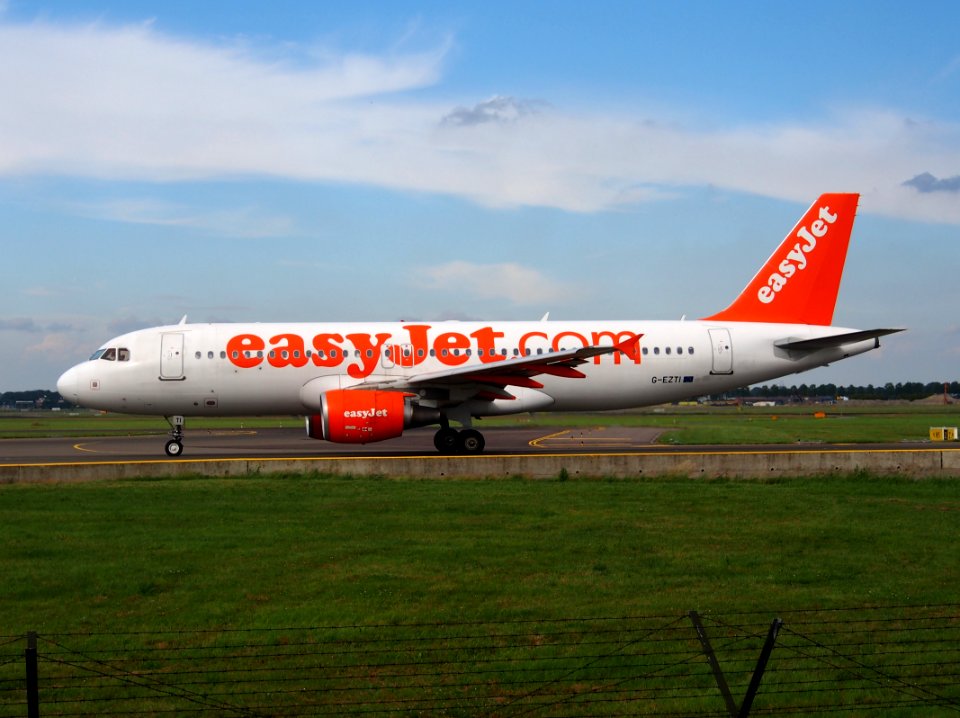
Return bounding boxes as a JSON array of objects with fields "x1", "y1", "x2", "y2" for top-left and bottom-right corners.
[
  {"x1": 726, "y1": 381, "x2": 960, "y2": 402},
  {"x1": 0, "y1": 390, "x2": 65, "y2": 409}
]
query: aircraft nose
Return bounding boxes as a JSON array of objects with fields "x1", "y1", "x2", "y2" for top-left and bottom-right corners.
[{"x1": 57, "y1": 365, "x2": 80, "y2": 402}]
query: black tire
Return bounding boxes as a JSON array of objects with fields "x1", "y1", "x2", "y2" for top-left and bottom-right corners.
[
  {"x1": 433, "y1": 427, "x2": 460, "y2": 453},
  {"x1": 458, "y1": 429, "x2": 485, "y2": 454},
  {"x1": 165, "y1": 439, "x2": 183, "y2": 457}
]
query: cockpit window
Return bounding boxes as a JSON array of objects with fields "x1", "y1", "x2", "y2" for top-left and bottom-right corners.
[{"x1": 89, "y1": 347, "x2": 131, "y2": 362}]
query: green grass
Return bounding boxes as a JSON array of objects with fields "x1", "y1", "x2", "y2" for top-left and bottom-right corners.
[
  {"x1": 2, "y1": 473, "x2": 958, "y2": 632},
  {"x1": 491, "y1": 404, "x2": 960, "y2": 444},
  {"x1": 2, "y1": 473, "x2": 959, "y2": 715}
]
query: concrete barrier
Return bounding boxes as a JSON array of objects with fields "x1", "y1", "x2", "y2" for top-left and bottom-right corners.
[{"x1": 3, "y1": 448, "x2": 960, "y2": 483}]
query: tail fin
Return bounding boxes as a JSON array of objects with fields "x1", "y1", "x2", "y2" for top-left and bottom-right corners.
[{"x1": 703, "y1": 193, "x2": 859, "y2": 325}]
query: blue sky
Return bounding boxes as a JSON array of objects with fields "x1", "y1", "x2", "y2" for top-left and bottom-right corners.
[{"x1": 2, "y1": 0, "x2": 959, "y2": 390}]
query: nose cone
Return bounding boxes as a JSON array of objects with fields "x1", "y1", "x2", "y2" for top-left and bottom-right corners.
[{"x1": 57, "y1": 365, "x2": 80, "y2": 403}]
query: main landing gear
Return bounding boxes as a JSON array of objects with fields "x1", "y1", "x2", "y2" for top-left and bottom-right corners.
[
  {"x1": 164, "y1": 415, "x2": 184, "y2": 457},
  {"x1": 433, "y1": 427, "x2": 486, "y2": 454}
]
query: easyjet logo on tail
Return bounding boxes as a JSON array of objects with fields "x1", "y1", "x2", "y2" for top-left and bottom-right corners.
[{"x1": 757, "y1": 204, "x2": 838, "y2": 304}]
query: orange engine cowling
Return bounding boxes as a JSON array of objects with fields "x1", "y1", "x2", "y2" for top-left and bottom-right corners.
[{"x1": 305, "y1": 389, "x2": 439, "y2": 444}]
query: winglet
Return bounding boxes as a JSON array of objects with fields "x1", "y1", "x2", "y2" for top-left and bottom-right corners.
[{"x1": 703, "y1": 194, "x2": 859, "y2": 325}]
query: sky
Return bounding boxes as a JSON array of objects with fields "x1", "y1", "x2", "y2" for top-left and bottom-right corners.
[{"x1": 2, "y1": 0, "x2": 959, "y2": 391}]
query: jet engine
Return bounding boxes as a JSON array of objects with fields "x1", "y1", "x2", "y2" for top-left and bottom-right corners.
[{"x1": 305, "y1": 389, "x2": 441, "y2": 444}]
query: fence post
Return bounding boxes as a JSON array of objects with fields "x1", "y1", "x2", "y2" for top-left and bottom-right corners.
[
  {"x1": 738, "y1": 618, "x2": 783, "y2": 718},
  {"x1": 25, "y1": 632, "x2": 39, "y2": 718},
  {"x1": 689, "y1": 611, "x2": 737, "y2": 718}
]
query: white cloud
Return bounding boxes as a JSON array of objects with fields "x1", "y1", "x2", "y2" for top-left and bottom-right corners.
[
  {"x1": 0, "y1": 19, "x2": 959, "y2": 224},
  {"x1": 422, "y1": 261, "x2": 572, "y2": 305},
  {"x1": 73, "y1": 198, "x2": 296, "y2": 238}
]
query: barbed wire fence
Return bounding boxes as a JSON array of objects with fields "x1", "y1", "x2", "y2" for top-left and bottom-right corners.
[{"x1": 1, "y1": 605, "x2": 958, "y2": 716}]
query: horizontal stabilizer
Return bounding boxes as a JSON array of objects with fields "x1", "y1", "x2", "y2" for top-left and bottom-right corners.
[{"x1": 775, "y1": 328, "x2": 904, "y2": 352}]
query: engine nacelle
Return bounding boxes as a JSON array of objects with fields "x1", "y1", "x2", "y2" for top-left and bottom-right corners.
[{"x1": 305, "y1": 389, "x2": 440, "y2": 444}]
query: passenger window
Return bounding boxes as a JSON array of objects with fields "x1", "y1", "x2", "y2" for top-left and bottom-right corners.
[
  {"x1": 665, "y1": 347, "x2": 671, "y2": 355},
  {"x1": 688, "y1": 347, "x2": 695, "y2": 355},
  {"x1": 195, "y1": 351, "x2": 202, "y2": 359},
  {"x1": 654, "y1": 347, "x2": 660, "y2": 355},
  {"x1": 642, "y1": 347, "x2": 649, "y2": 356}
]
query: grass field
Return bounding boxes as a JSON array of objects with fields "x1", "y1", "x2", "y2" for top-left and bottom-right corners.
[
  {"x1": 2, "y1": 473, "x2": 958, "y2": 633},
  {"x1": 3, "y1": 472, "x2": 960, "y2": 714}
]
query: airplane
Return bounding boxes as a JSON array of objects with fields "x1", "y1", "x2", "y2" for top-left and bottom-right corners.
[{"x1": 57, "y1": 193, "x2": 901, "y2": 457}]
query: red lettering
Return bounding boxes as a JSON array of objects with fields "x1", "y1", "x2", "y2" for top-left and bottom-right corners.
[
  {"x1": 434, "y1": 332, "x2": 471, "y2": 366},
  {"x1": 551, "y1": 331, "x2": 589, "y2": 352},
  {"x1": 312, "y1": 333, "x2": 344, "y2": 368},
  {"x1": 346, "y1": 332, "x2": 391, "y2": 379},
  {"x1": 226, "y1": 334, "x2": 265, "y2": 369},
  {"x1": 268, "y1": 334, "x2": 308, "y2": 368},
  {"x1": 518, "y1": 331, "x2": 548, "y2": 356},
  {"x1": 471, "y1": 327, "x2": 505, "y2": 364},
  {"x1": 591, "y1": 331, "x2": 642, "y2": 364}
]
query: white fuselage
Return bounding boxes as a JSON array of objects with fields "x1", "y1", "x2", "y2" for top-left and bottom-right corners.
[{"x1": 57, "y1": 319, "x2": 878, "y2": 417}]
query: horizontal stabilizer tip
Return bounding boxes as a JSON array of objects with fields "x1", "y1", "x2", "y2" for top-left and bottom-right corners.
[{"x1": 775, "y1": 328, "x2": 904, "y2": 352}]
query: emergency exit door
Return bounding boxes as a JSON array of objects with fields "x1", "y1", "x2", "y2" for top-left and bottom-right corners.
[{"x1": 160, "y1": 333, "x2": 185, "y2": 380}]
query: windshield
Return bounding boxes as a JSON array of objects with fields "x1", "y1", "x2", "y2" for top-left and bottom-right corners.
[{"x1": 88, "y1": 347, "x2": 130, "y2": 361}]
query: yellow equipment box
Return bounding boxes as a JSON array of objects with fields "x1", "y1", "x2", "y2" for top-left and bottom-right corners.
[{"x1": 930, "y1": 427, "x2": 959, "y2": 441}]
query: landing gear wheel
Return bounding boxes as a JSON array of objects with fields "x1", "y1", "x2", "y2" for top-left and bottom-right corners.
[
  {"x1": 433, "y1": 427, "x2": 460, "y2": 453},
  {"x1": 164, "y1": 415, "x2": 185, "y2": 457},
  {"x1": 458, "y1": 429, "x2": 485, "y2": 454}
]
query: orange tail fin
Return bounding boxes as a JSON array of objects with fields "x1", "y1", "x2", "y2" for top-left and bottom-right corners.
[{"x1": 702, "y1": 193, "x2": 859, "y2": 325}]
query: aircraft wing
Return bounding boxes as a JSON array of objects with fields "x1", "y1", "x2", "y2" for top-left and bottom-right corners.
[
  {"x1": 358, "y1": 335, "x2": 641, "y2": 395},
  {"x1": 775, "y1": 328, "x2": 904, "y2": 352}
]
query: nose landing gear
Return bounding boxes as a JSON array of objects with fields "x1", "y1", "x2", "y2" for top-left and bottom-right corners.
[{"x1": 164, "y1": 415, "x2": 184, "y2": 457}]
